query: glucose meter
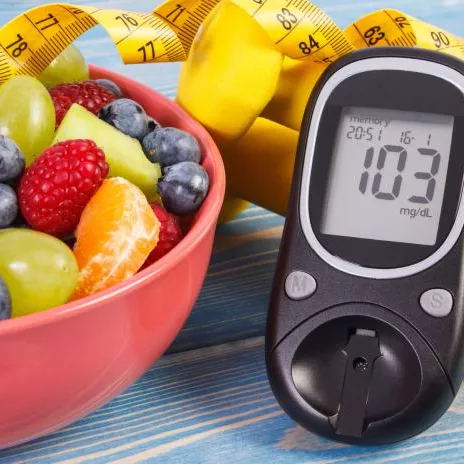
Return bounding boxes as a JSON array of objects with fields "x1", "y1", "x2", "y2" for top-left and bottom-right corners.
[{"x1": 266, "y1": 47, "x2": 464, "y2": 444}]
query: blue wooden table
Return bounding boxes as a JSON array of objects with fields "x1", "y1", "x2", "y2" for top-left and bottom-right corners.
[{"x1": 2, "y1": 0, "x2": 464, "y2": 462}]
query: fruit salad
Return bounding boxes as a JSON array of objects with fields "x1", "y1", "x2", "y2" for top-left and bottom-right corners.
[{"x1": 0, "y1": 45, "x2": 210, "y2": 321}]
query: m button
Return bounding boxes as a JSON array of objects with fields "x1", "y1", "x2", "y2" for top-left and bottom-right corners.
[{"x1": 285, "y1": 271, "x2": 317, "y2": 301}]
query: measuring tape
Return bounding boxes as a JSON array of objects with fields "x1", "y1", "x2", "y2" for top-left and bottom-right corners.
[
  {"x1": 0, "y1": 0, "x2": 463, "y2": 86},
  {"x1": 0, "y1": 0, "x2": 218, "y2": 84}
]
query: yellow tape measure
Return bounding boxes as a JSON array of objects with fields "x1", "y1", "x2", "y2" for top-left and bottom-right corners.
[
  {"x1": 0, "y1": 0, "x2": 463, "y2": 85},
  {"x1": 0, "y1": 0, "x2": 218, "y2": 83}
]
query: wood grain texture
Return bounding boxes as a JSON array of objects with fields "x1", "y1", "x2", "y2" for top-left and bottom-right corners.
[{"x1": 1, "y1": 337, "x2": 464, "y2": 463}]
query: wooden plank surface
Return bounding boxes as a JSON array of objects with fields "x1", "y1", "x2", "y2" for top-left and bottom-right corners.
[
  {"x1": 1, "y1": 337, "x2": 464, "y2": 463},
  {"x1": 1, "y1": 0, "x2": 463, "y2": 352}
]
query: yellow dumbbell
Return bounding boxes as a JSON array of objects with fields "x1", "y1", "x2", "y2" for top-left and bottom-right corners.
[
  {"x1": 221, "y1": 117, "x2": 298, "y2": 216},
  {"x1": 176, "y1": 0, "x2": 283, "y2": 143},
  {"x1": 262, "y1": 57, "x2": 325, "y2": 131}
]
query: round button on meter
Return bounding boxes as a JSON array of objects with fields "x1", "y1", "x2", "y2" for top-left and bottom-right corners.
[
  {"x1": 285, "y1": 271, "x2": 317, "y2": 300},
  {"x1": 420, "y1": 289, "x2": 453, "y2": 317}
]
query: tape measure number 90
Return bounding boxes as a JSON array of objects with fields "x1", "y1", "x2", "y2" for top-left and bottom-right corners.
[{"x1": 0, "y1": 0, "x2": 463, "y2": 85}]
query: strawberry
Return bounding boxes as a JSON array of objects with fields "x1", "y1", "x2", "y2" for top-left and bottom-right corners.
[
  {"x1": 144, "y1": 204, "x2": 183, "y2": 266},
  {"x1": 49, "y1": 81, "x2": 117, "y2": 127},
  {"x1": 18, "y1": 140, "x2": 109, "y2": 237}
]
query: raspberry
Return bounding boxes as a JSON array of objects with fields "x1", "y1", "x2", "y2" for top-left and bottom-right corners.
[
  {"x1": 144, "y1": 204, "x2": 183, "y2": 266},
  {"x1": 50, "y1": 81, "x2": 117, "y2": 126},
  {"x1": 18, "y1": 140, "x2": 109, "y2": 237}
]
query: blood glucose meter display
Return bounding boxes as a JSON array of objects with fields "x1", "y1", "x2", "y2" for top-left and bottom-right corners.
[{"x1": 321, "y1": 107, "x2": 454, "y2": 246}]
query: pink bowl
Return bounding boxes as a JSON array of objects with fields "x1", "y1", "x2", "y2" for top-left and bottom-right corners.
[{"x1": 0, "y1": 66, "x2": 226, "y2": 450}]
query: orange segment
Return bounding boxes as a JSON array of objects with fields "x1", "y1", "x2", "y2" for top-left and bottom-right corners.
[{"x1": 71, "y1": 177, "x2": 160, "y2": 300}]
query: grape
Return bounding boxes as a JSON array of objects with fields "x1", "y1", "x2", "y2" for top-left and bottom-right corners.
[
  {"x1": 39, "y1": 45, "x2": 90, "y2": 89},
  {"x1": 0, "y1": 76, "x2": 56, "y2": 166},
  {"x1": 0, "y1": 229, "x2": 79, "y2": 318}
]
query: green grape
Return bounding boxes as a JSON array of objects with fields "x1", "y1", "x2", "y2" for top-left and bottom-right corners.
[
  {"x1": 0, "y1": 76, "x2": 56, "y2": 166},
  {"x1": 39, "y1": 45, "x2": 90, "y2": 89},
  {"x1": 0, "y1": 229, "x2": 79, "y2": 318}
]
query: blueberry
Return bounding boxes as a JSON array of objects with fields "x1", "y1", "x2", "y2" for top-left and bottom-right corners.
[
  {"x1": 157, "y1": 161, "x2": 209, "y2": 216},
  {"x1": 142, "y1": 127, "x2": 201, "y2": 167},
  {"x1": 0, "y1": 184, "x2": 18, "y2": 228},
  {"x1": 95, "y1": 79, "x2": 123, "y2": 98},
  {"x1": 0, "y1": 135, "x2": 25, "y2": 182},
  {"x1": 99, "y1": 99, "x2": 149, "y2": 140},
  {"x1": 0, "y1": 277, "x2": 11, "y2": 320}
]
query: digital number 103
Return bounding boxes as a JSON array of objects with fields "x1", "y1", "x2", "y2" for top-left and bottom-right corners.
[{"x1": 359, "y1": 144, "x2": 441, "y2": 204}]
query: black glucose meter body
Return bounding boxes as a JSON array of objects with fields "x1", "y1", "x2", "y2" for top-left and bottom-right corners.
[{"x1": 266, "y1": 47, "x2": 464, "y2": 445}]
